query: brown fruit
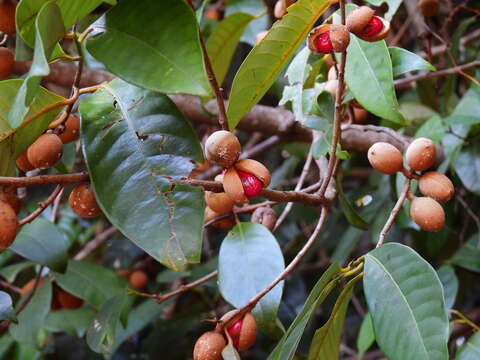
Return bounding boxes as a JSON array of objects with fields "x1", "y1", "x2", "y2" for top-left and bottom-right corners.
[
  {"x1": 353, "y1": 107, "x2": 368, "y2": 124},
  {"x1": 20, "y1": 278, "x2": 45, "y2": 297},
  {"x1": 0, "y1": 188, "x2": 21, "y2": 214},
  {"x1": 307, "y1": 24, "x2": 350, "y2": 54},
  {"x1": 204, "y1": 131, "x2": 241, "y2": 168},
  {"x1": 410, "y1": 197, "x2": 445, "y2": 232},
  {"x1": 255, "y1": 30, "x2": 268, "y2": 45},
  {"x1": 58, "y1": 114, "x2": 80, "y2": 144},
  {"x1": 406, "y1": 137, "x2": 436, "y2": 172},
  {"x1": 367, "y1": 142, "x2": 403, "y2": 175},
  {"x1": 69, "y1": 183, "x2": 102, "y2": 218},
  {"x1": 0, "y1": 47, "x2": 14, "y2": 79},
  {"x1": 204, "y1": 7, "x2": 220, "y2": 20},
  {"x1": 129, "y1": 270, "x2": 148, "y2": 290},
  {"x1": 251, "y1": 206, "x2": 276, "y2": 231},
  {"x1": 0, "y1": 0, "x2": 16, "y2": 35},
  {"x1": 193, "y1": 331, "x2": 226, "y2": 360},
  {"x1": 346, "y1": 6, "x2": 375, "y2": 34},
  {"x1": 205, "y1": 207, "x2": 235, "y2": 229},
  {"x1": 0, "y1": 200, "x2": 17, "y2": 250},
  {"x1": 359, "y1": 18, "x2": 390, "y2": 42},
  {"x1": 27, "y1": 133, "x2": 64, "y2": 169},
  {"x1": 418, "y1": 171, "x2": 454, "y2": 202},
  {"x1": 419, "y1": 0, "x2": 439, "y2": 17},
  {"x1": 56, "y1": 290, "x2": 83, "y2": 310},
  {"x1": 329, "y1": 24, "x2": 350, "y2": 52},
  {"x1": 235, "y1": 159, "x2": 271, "y2": 188},
  {"x1": 205, "y1": 191, "x2": 234, "y2": 214},
  {"x1": 16, "y1": 151, "x2": 35, "y2": 172},
  {"x1": 224, "y1": 311, "x2": 257, "y2": 351},
  {"x1": 223, "y1": 167, "x2": 248, "y2": 204}
]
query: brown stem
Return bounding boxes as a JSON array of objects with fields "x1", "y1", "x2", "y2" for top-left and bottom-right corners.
[
  {"x1": 74, "y1": 226, "x2": 118, "y2": 261},
  {"x1": 0, "y1": 173, "x2": 89, "y2": 187},
  {"x1": 18, "y1": 185, "x2": 63, "y2": 226}
]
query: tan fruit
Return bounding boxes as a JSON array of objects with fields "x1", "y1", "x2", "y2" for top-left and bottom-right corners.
[
  {"x1": 56, "y1": 290, "x2": 83, "y2": 310},
  {"x1": 353, "y1": 106, "x2": 368, "y2": 124},
  {"x1": 255, "y1": 30, "x2": 268, "y2": 45},
  {"x1": 223, "y1": 167, "x2": 248, "y2": 204},
  {"x1": 0, "y1": 200, "x2": 17, "y2": 250},
  {"x1": 69, "y1": 183, "x2": 102, "y2": 218},
  {"x1": 274, "y1": 0, "x2": 287, "y2": 18},
  {"x1": 129, "y1": 270, "x2": 148, "y2": 290},
  {"x1": 234, "y1": 159, "x2": 271, "y2": 188},
  {"x1": 324, "y1": 79, "x2": 339, "y2": 98},
  {"x1": 0, "y1": 188, "x2": 20, "y2": 214},
  {"x1": 0, "y1": 0, "x2": 16, "y2": 35},
  {"x1": 346, "y1": 6, "x2": 375, "y2": 34},
  {"x1": 359, "y1": 18, "x2": 390, "y2": 42},
  {"x1": 58, "y1": 114, "x2": 80, "y2": 144},
  {"x1": 307, "y1": 24, "x2": 349, "y2": 54},
  {"x1": 419, "y1": 0, "x2": 439, "y2": 17},
  {"x1": 223, "y1": 311, "x2": 257, "y2": 351},
  {"x1": 205, "y1": 207, "x2": 235, "y2": 229},
  {"x1": 16, "y1": 151, "x2": 35, "y2": 172},
  {"x1": 367, "y1": 142, "x2": 403, "y2": 175},
  {"x1": 0, "y1": 47, "x2": 14, "y2": 79},
  {"x1": 205, "y1": 191, "x2": 234, "y2": 214},
  {"x1": 204, "y1": 131, "x2": 241, "y2": 168},
  {"x1": 410, "y1": 197, "x2": 445, "y2": 232},
  {"x1": 419, "y1": 171, "x2": 454, "y2": 202},
  {"x1": 27, "y1": 133, "x2": 63, "y2": 169},
  {"x1": 329, "y1": 24, "x2": 350, "y2": 52},
  {"x1": 204, "y1": 7, "x2": 220, "y2": 20},
  {"x1": 406, "y1": 137, "x2": 436, "y2": 172},
  {"x1": 251, "y1": 206, "x2": 276, "y2": 231},
  {"x1": 193, "y1": 331, "x2": 226, "y2": 360}
]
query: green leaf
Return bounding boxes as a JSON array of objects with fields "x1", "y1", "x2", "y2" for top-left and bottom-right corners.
[
  {"x1": 87, "y1": 0, "x2": 210, "y2": 96},
  {"x1": 11, "y1": 218, "x2": 69, "y2": 272},
  {"x1": 454, "y1": 142, "x2": 480, "y2": 195},
  {"x1": 389, "y1": 47, "x2": 436, "y2": 77},
  {"x1": 0, "y1": 336, "x2": 14, "y2": 358},
  {"x1": 357, "y1": 313, "x2": 375, "y2": 357},
  {"x1": 457, "y1": 331, "x2": 480, "y2": 360},
  {"x1": 415, "y1": 116, "x2": 446, "y2": 143},
  {"x1": 338, "y1": 181, "x2": 369, "y2": 230},
  {"x1": 86, "y1": 295, "x2": 125, "y2": 354},
  {"x1": 79, "y1": 79, "x2": 204, "y2": 271},
  {"x1": 451, "y1": 234, "x2": 480, "y2": 273},
  {"x1": 0, "y1": 292, "x2": 14, "y2": 321},
  {"x1": 206, "y1": 12, "x2": 255, "y2": 86},
  {"x1": 364, "y1": 0, "x2": 402, "y2": 20},
  {"x1": 0, "y1": 261, "x2": 34, "y2": 283},
  {"x1": 226, "y1": 0, "x2": 331, "y2": 129},
  {"x1": 8, "y1": 2, "x2": 65, "y2": 128},
  {"x1": 268, "y1": 264, "x2": 341, "y2": 360},
  {"x1": 436, "y1": 265, "x2": 458, "y2": 310},
  {"x1": 308, "y1": 275, "x2": 361, "y2": 359},
  {"x1": 45, "y1": 308, "x2": 96, "y2": 337},
  {"x1": 364, "y1": 243, "x2": 449, "y2": 360},
  {"x1": 285, "y1": 46, "x2": 312, "y2": 85},
  {"x1": 222, "y1": 343, "x2": 241, "y2": 360},
  {"x1": 224, "y1": 0, "x2": 268, "y2": 47},
  {"x1": 54, "y1": 260, "x2": 128, "y2": 308},
  {"x1": 219, "y1": 223, "x2": 285, "y2": 337},
  {"x1": 10, "y1": 281, "x2": 52, "y2": 346},
  {"x1": 331, "y1": 227, "x2": 364, "y2": 265}
]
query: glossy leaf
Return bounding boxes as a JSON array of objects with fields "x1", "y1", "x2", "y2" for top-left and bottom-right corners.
[
  {"x1": 87, "y1": 0, "x2": 210, "y2": 96},
  {"x1": 364, "y1": 0, "x2": 402, "y2": 20},
  {"x1": 338, "y1": 181, "x2": 369, "y2": 230},
  {"x1": 389, "y1": 47, "x2": 436, "y2": 77},
  {"x1": 0, "y1": 292, "x2": 14, "y2": 321},
  {"x1": 219, "y1": 223, "x2": 285, "y2": 336},
  {"x1": 45, "y1": 308, "x2": 96, "y2": 337},
  {"x1": 0, "y1": 261, "x2": 34, "y2": 283},
  {"x1": 451, "y1": 234, "x2": 480, "y2": 273},
  {"x1": 8, "y1": 2, "x2": 65, "y2": 128},
  {"x1": 364, "y1": 243, "x2": 449, "y2": 360},
  {"x1": 437, "y1": 265, "x2": 458, "y2": 309},
  {"x1": 206, "y1": 12, "x2": 255, "y2": 86},
  {"x1": 268, "y1": 264, "x2": 341, "y2": 360},
  {"x1": 357, "y1": 313, "x2": 375, "y2": 357},
  {"x1": 11, "y1": 218, "x2": 69, "y2": 272},
  {"x1": 224, "y1": 0, "x2": 268, "y2": 46},
  {"x1": 454, "y1": 142, "x2": 480, "y2": 195},
  {"x1": 79, "y1": 79, "x2": 204, "y2": 270},
  {"x1": 226, "y1": 0, "x2": 331, "y2": 129},
  {"x1": 457, "y1": 331, "x2": 480, "y2": 360}
]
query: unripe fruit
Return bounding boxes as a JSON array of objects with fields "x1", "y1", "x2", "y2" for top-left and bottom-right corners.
[
  {"x1": 419, "y1": 0, "x2": 439, "y2": 17},
  {"x1": 193, "y1": 331, "x2": 226, "y2": 360},
  {"x1": 0, "y1": 189, "x2": 21, "y2": 214},
  {"x1": 0, "y1": 47, "x2": 14, "y2": 79},
  {"x1": 405, "y1": 137, "x2": 436, "y2": 172},
  {"x1": 69, "y1": 183, "x2": 102, "y2": 218},
  {"x1": 204, "y1": 131, "x2": 241, "y2": 168},
  {"x1": 251, "y1": 206, "x2": 276, "y2": 231},
  {"x1": 129, "y1": 270, "x2": 148, "y2": 290},
  {"x1": 58, "y1": 114, "x2": 80, "y2": 144},
  {"x1": 0, "y1": 200, "x2": 17, "y2": 251},
  {"x1": 418, "y1": 171, "x2": 454, "y2": 202},
  {"x1": 410, "y1": 197, "x2": 445, "y2": 232},
  {"x1": 0, "y1": 0, "x2": 16, "y2": 35},
  {"x1": 225, "y1": 312, "x2": 257, "y2": 351},
  {"x1": 27, "y1": 133, "x2": 63, "y2": 169},
  {"x1": 16, "y1": 151, "x2": 35, "y2": 172},
  {"x1": 56, "y1": 290, "x2": 83, "y2": 310},
  {"x1": 255, "y1": 30, "x2": 268, "y2": 45},
  {"x1": 367, "y1": 142, "x2": 403, "y2": 175},
  {"x1": 308, "y1": 24, "x2": 350, "y2": 54},
  {"x1": 205, "y1": 207, "x2": 235, "y2": 229},
  {"x1": 205, "y1": 191, "x2": 234, "y2": 214}
]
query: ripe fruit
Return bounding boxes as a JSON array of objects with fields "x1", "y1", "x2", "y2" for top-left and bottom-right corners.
[
  {"x1": 251, "y1": 206, "x2": 276, "y2": 231},
  {"x1": 69, "y1": 183, "x2": 102, "y2": 218},
  {"x1": 0, "y1": 200, "x2": 17, "y2": 250},
  {"x1": 58, "y1": 114, "x2": 80, "y2": 144},
  {"x1": 56, "y1": 290, "x2": 83, "y2": 310},
  {"x1": 205, "y1": 207, "x2": 235, "y2": 229},
  {"x1": 237, "y1": 170, "x2": 263, "y2": 198},
  {"x1": 419, "y1": 0, "x2": 439, "y2": 17},
  {"x1": 367, "y1": 142, "x2": 403, "y2": 175},
  {"x1": 418, "y1": 171, "x2": 454, "y2": 202},
  {"x1": 346, "y1": 6, "x2": 390, "y2": 42},
  {"x1": 410, "y1": 196, "x2": 445, "y2": 232},
  {"x1": 0, "y1": 47, "x2": 14, "y2": 79},
  {"x1": 16, "y1": 151, "x2": 35, "y2": 172},
  {"x1": 224, "y1": 311, "x2": 257, "y2": 351},
  {"x1": 223, "y1": 159, "x2": 271, "y2": 203},
  {"x1": 205, "y1": 191, "x2": 234, "y2": 214},
  {"x1": 0, "y1": 0, "x2": 16, "y2": 35},
  {"x1": 193, "y1": 331, "x2": 226, "y2": 360},
  {"x1": 129, "y1": 270, "x2": 148, "y2": 290},
  {"x1": 307, "y1": 24, "x2": 350, "y2": 54},
  {"x1": 204, "y1": 131, "x2": 241, "y2": 168},
  {"x1": 27, "y1": 133, "x2": 64, "y2": 169},
  {"x1": 405, "y1": 137, "x2": 436, "y2": 172},
  {"x1": 346, "y1": 6, "x2": 375, "y2": 34},
  {"x1": 0, "y1": 188, "x2": 21, "y2": 214}
]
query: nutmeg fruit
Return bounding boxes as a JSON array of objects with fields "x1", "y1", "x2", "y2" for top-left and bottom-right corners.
[
  {"x1": 418, "y1": 171, "x2": 454, "y2": 202},
  {"x1": 222, "y1": 311, "x2": 257, "y2": 351},
  {"x1": 204, "y1": 131, "x2": 241, "y2": 168},
  {"x1": 251, "y1": 206, "x2": 276, "y2": 231},
  {"x1": 205, "y1": 207, "x2": 235, "y2": 229},
  {"x1": 27, "y1": 133, "x2": 64, "y2": 169},
  {"x1": 307, "y1": 24, "x2": 350, "y2": 54},
  {"x1": 405, "y1": 137, "x2": 436, "y2": 172},
  {"x1": 346, "y1": 6, "x2": 390, "y2": 42},
  {"x1": 346, "y1": 6, "x2": 374, "y2": 33},
  {"x1": 205, "y1": 191, "x2": 234, "y2": 214},
  {"x1": 56, "y1": 290, "x2": 83, "y2": 310},
  {"x1": 193, "y1": 331, "x2": 226, "y2": 360},
  {"x1": 0, "y1": 0, "x2": 16, "y2": 35},
  {"x1": 58, "y1": 114, "x2": 80, "y2": 144},
  {"x1": 0, "y1": 188, "x2": 21, "y2": 214},
  {"x1": 367, "y1": 142, "x2": 403, "y2": 175},
  {"x1": 16, "y1": 151, "x2": 35, "y2": 172},
  {"x1": 0, "y1": 47, "x2": 14, "y2": 79},
  {"x1": 419, "y1": 0, "x2": 439, "y2": 17},
  {"x1": 69, "y1": 183, "x2": 102, "y2": 218},
  {"x1": 410, "y1": 196, "x2": 445, "y2": 232},
  {"x1": 129, "y1": 270, "x2": 148, "y2": 290},
  {"x1": 0, "y1": 200, "x2": 17, "y2": 251},
  {"x1": 223, "y1": 159, "x2": 271, "y2": 203}
]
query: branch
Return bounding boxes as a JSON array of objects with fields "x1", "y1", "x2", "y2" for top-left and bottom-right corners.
[
  {"x1": 18, "y1": 185, "x2": 63, "y2": 226},
  {"x1": 74, "y1": 226, "x2": 118, "y2": 261},
  {"x1": 0, "y1": 173, "x2": 89, "y2": 187}
]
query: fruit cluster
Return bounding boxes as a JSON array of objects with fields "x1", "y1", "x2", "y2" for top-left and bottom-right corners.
[
  {"x1": 368, "y1": 138, "x2": 454, "y2": 232},
  {"x1": 193, "y1": 311, "x2": 257, "y2": 360}
]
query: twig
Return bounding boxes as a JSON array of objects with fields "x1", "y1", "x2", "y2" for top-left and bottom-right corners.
[
  {"x1": 204, "y1": 201, "x2": 276, "y2": 227},
  {"x1": 18, "y1": 186, "x2": 63, "y2": 226},
  {"x1": 74, "y1": 226, "x2": 118, "y2": 261},
  {"x1": 450, "y1": 309, "x2": 480, "y2": 331},
  {"x1": 0, "y1": 280, "x2": 21, "y2": 294},
  {"x1": 0, "y1": 173, "x2": 89, "y2": 187},
  {"x1": 50, "y1": 187, "x2": 64, "y2": 223}
]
